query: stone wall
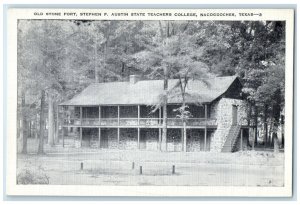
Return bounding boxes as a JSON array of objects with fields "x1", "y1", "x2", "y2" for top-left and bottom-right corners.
[
  {"x1": 186, "y1": 129, "x2": 213, "y2": 152},
  {"x1": 119, "y1": 128, "x2": 138, "y2": 150},
  {"x1": 187, "y1": 129, "x2": 202, "y2": 152},
  {"x1": 101, "y1": 128, "x2": 118, "y2": 149},
  {"x1": 140, "y1": 129, "x2": 159, "y2": 151},
  {"x1": 167, "y1": 129, "x2": 182, "y2": 152},
  {"x1": 210, "y1": 98, "x2": 248, "y2": 152}
]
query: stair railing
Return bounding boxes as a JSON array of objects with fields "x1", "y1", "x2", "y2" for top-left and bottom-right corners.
[
  {"x1": 230, "y1": 125, "x2": 241, "y2": 150},
  {"x1": 229, "y1": 120, "x2": 243, "y2": 151}
]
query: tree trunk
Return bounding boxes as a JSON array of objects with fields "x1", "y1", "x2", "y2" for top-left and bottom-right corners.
[
  {"x1": 263, "y1": 104, "x2": 268, "y2": 148},
  {"x1": 29, "y1": 121, "x2": 31, "y2": 138},
  {"x1": 54, "y1": 103, "x2": 59, "y2": 144},
  {"x1": 251, "y1": 128, "x2": 255, "y2": 150},
  {"x1": 281, "y1": 115, "x2": 284, "y2": 148},
  {"x1": 254, "y1": 105, "x2": 258, "y2": 145},
  {"x1": 273, "y1": 135, "x2": 279, "y2": 153},
  {"x1": 161, "y1": 71, "x2": 168, "y2": 152},
  {"x1": 182, "y1": 93, "x2": 187, "y2": 152},
  {"x1": 94, "y1": 31, "x2": 99, "y2": 83},
  {"x1": 268, "y1": 120, "x2": 274, "y2": 147},
  {"x1": 48, "y1": 94, "x2": 54, "y2": 146},
  {"x1": 183, "y1": 121, "x2": 187, "y2": 152},
  {"x1": 38, "y1": 90, "x2": 45, "y2": 154},
  {"x1": 21, "y1": 91, "x2": 27, "y2": 154},
  {"x1": 35, "y1": 113, "x2": 38, "y2": 139}
]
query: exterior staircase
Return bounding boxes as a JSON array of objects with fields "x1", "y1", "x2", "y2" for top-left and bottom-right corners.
[{"x1": 221, "y1": 124, "x2": 241, "y2": 152}]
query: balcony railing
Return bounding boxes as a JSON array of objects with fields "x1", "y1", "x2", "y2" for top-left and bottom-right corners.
[{"x1": 63, "y1": 117, "x2": 217, "y2": 127}]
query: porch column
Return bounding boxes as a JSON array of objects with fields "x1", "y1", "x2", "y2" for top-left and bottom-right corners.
[
  {"x1": 80, "y1": 106, "x2": 83, "y2": 125},
  {"x1": 117, "y1": 106, "x2": 120, "y2": 125},
  {"x1": 117, "y1": 106, "x2": 120, "y2": 144},
  {"x1": 62, "y1": 127, "x2": 65, "y2": 147},
  {"x1": 159, "y1": 107, "x2": 162, "y2": 150},
  {"x1": 183, "y1": 121, "x2": 187, "y2": 152},
  {"x1": 181, "y1": 128, "x2": 184, "y2": 151},
  {"x1": 159, "y1": 107, "x2": 162, "y2": 124},
  {"x1": 98, "y1": 106, "x2": 101, "y2": 148},
  {"x1": 161, "y1": 105, "x2": 167, "y2": 152},
  {"x1": 138, "y1": 105, "x2": 140, "y2": 125},
  {"x1": 80, "y1": 106, "x2": 83, "y2": 147},
  {"x1": 99, "y1": 106, "x2": 101, "y2": 125},
  {"x1": 80, "y1": 127, "x2": 82, "y2": 147},
  {"x1": 55, "y1": 105, "x2": 59, "y2": 144},
  {"x1": 204, "y1": 104, "x2": 208, "y2": 151},
  {"x1": 240, "y1": 128, "x2": 243, "y2": 151},
  {"x1": 138, "y1": 128, "x2": 140, "y2": 149},
  {"x1": 98, "y1": 127, "x2": 101, "y2": 148}
]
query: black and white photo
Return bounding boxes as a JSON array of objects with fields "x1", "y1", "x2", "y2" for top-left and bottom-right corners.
[{"x1": 6, "y1": 8, "x2": 294, "y2": 196}]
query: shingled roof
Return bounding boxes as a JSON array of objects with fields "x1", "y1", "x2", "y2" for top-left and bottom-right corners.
[{"x1": 60, "y1": 76, "x2": 239, "y2": 106}]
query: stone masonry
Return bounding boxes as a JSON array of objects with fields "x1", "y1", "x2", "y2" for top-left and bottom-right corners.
[{"x1": 210, "y1": 98, "x2": 248, "y2": 152}]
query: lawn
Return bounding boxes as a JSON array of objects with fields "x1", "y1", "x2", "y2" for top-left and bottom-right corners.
[{"x1": 17, "y1": 139, "x2": 284, "y2": 186}]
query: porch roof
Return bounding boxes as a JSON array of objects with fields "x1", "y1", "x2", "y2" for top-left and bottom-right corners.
[{"x1": 60, "y1": 76, "x2": 239, "y2": 106}]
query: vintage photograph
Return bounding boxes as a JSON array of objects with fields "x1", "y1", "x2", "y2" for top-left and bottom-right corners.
[
  {"x1": 5, "y1": 8, "x2": 294, "y2": 197},
  {"x1": 16, "y1": 18, "x2": 287, "y2": 187}
]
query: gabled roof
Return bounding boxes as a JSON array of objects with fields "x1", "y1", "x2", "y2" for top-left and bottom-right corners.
[{"x1": 60, "y1": 76, "x2": 239, "y2": 106}]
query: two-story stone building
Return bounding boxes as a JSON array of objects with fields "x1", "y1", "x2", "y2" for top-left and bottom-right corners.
[{"x1": 59, "y1": 75, "x2": 249, "y2": 152}]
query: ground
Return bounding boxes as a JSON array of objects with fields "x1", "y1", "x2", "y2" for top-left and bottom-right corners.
[{"x1": 17, "y1": 138, "x2": 284, "y2": 186}]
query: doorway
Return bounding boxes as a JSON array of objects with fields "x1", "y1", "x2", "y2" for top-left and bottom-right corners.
[{"x1": 232, "y1": 105, "x2": 238, "y2": 125}]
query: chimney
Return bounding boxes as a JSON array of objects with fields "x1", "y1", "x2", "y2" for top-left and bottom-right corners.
[{"x1": 129, "y1": 75, "x2": 140, "y2": 84}]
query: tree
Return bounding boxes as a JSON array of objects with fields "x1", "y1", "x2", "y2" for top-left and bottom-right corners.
[
  {"x1": 134, "y1": 21, "x2": 211, "y2": 151},
  {"x1": 20, "y1": 91, "x2": 27, "y2": 154},
  {"x1": 163, "y1": 32, "x2": 210, "y2": 152},
  {"x1": 18, "y1": 20, "x2": 86, "y2": 153},
  {"x1": 232, "y1": 21, "x2": 285, "y2": 146},
  {"x1": 37, "y1": 90, "x2": 45, "y2": 154}
]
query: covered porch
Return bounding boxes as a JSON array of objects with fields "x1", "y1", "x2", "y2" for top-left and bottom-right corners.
[
  {"x1": 60, "y1": 127, "x2": 214, "y2": 152},
  {"x1": 60, "y1": 104, "x2": 217, "y2": 128}
]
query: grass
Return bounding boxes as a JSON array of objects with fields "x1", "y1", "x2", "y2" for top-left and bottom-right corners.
[{"x1": 17, "y1": 144, "x2": 284, "y2": 186}]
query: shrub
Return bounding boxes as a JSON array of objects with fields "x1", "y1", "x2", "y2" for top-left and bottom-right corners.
[{"x1": 17, "y1": 168, "x2": 49, "y2": 184}]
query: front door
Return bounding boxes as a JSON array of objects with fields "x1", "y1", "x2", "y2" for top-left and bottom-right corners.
[{"x1": 232, "y1": 105, "x2": 238, "y2": 125}]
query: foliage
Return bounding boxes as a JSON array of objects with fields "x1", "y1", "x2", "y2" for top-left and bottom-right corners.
[
  {"x1": 17, "y1": 20, "x2": 285, "y2": 147},
  {"x1": 17, "y1": 166, "x2": 49, "y2": 184}
]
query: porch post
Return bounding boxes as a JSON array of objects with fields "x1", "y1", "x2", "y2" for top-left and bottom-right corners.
[
  {"x1": 98, "y1": 127, "x2": 101, "y2": 148},
  {"x1": 240, "y1": 128, "x2": 243, "y2": 151},
  {"x1": 80, "y1": 106, "x2": 83, "y2": 147},
  {"x1": 62, "y1": 127, "x2": 65, "y2": 147},
  {"x1": 55, "y1": 105, "x2": 59, "y2": 144},
  {"x1": 80, "y1": 127, "x2": 82, "y2": 147},
  {"x1": 117, "y1": 106, "x2": 120, "y2": 125},
  {"x1": 99, "y1": 106, "x2": 101, "y2": 125},
  {"x1": 138, "y1": 128, "x2": 140, "y2": 149},
  {"x1": 138, "y1": 105, "x2": 140, "y2": 125},
  {"x1": 183, "y1": 122, "x2": 187, "y2": 152},
  {"x1": 117, "y1": 106, "x2": 120, "y2": 144},
  {"x1": 98, "y1": 106, "x2": 101, "y2": 148},
  {"x1": 181, "y1": 128, "x2": 184, "y2": 151},
  {"x1": 137, "y1": 105, "x2": 140, "y2": 149},
  {"x1": 204, "y1": 104, "x2": 208, "y2": 151},
  {"x1": 159, "y1": 107, "x2": 162, "y2": 124},
  {"x1": 159, "y1": 107, "x2": 162, "y2": 150},
  {"x1": 80, "y1": 106, "x2": 83, "y2": 125}
]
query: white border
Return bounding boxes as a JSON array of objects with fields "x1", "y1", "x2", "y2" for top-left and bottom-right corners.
[{"x1": 5, "y1": 8, "x2": 294, "y2": 197}]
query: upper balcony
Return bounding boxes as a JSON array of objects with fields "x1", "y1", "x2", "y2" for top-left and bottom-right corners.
[
  {"x1": 63, "y1": 117, "x2": 217, "y2": 128},
  {"x1": 60, "y1": 104, "x2": 217, "y2": 128}
]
